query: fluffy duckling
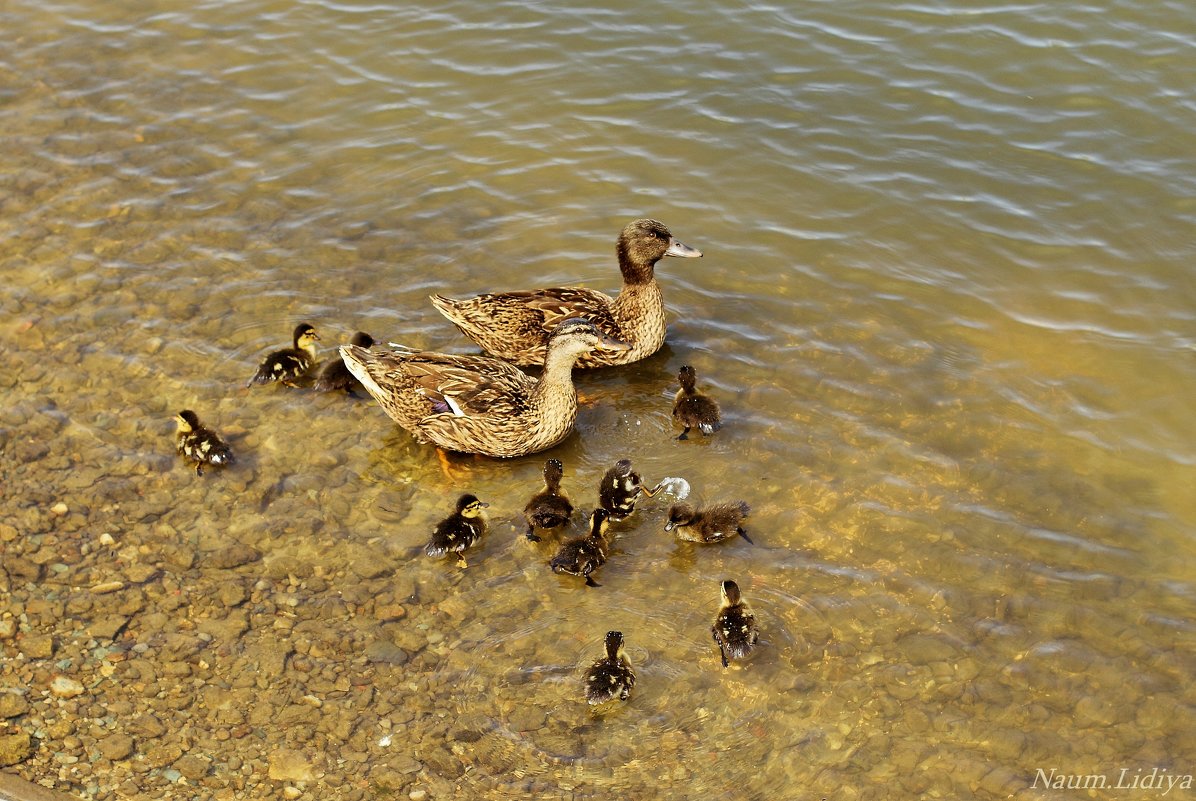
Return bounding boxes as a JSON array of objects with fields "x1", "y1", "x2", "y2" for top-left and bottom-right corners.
[
  {"x1": 523, "y1": 459, "x2": 573, "y2": 542},
  {"x1": 584, "y1": 630, "x2": 636, "y2": 705},
  {"x1": 425, "y1": 494, "x2": 489, "y2": 568},
  {"x1": 174, "y1": 410, "x2": 234, "y2": 476},
  {"x1": 672, "y1": 364, "x2": 721, "y2": 440},
  {"x1": 314, "y1": 331, "x2": 374, "y2": 393},
  {"x1": 247, "y1": 323, "x2": 320, "y2": 387},
  {"x1": 598, "y1": 459, "x2": 659, "y2": 521},
  {"x1": 711, "y1": 579, "x2": 760, "y2": 668},
  {"x1": 550, "y1": 508, "x2": 611, "y2": 587},
  {"x1": 664, "y1": 501, "x2": 753, "y2": 544}
]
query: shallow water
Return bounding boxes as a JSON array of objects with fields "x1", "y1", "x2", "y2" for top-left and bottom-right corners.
[{"x1": 2, "y1": 0, "x2": 1195, "y2": 799}]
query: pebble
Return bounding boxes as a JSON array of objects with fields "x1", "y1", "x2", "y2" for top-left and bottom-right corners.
[
  {"x1": 50, "y1": 675, "x2": 85, "y2": 698},
  {"x1": 409, "y1": 791, "x2": 428, "y2": 801},
  {"x1": 51, "y1": 502, "x2": 69, "y2": 516},
  {"x1": 24, "y1": 634, "x2": 55, "y2": 658},
  {"x1": 97, "y1": 733, "x2": 135, "y2": 761},
  {"x1": 91, "y1": 581, "x2": 125, "y2": 595},
  {"x1": 0, "y1": 619, "x2": 15, "y2": 639},
  {"x1": 0, "y1": 693, "x2": 30, "y2": 718},
  {"x1": 283, "y1": 788, "x2": 302, "y2": 800},
  {"x1": 0, "y1": 732, "x2": 33, "y2": 767},
  {"x1": 364, "y1": 640, "x2": 409, "y2": 665},
  {"x1": 268, "y1": 748, "x2": 316, "y2": 782}
]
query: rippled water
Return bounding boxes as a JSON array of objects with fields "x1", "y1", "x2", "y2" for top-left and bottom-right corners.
[{"x1": 3, "y1": 0, "x2": 1195, "y2": 798}]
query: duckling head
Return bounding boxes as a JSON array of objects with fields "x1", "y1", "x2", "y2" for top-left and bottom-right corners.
[
  {"x1": 543, "y1": 458, "x2": 565, "y2": 486},
  {"x1": 456, "y1": 494, "x2": 489, "y2": 518},
  {"x1": 720, "y1": 579, "x2": 743, "y2": 607},
  {"x1": 664, "y1": 502, "x2": 697, "y2": 531},
  {"x1": 677, "y1": 364, "x2": 698, "y2": 391},
  {"x1": 604, "y1": 630, "x2": 625, "y2": 660},
  {"x1": 175, "y1": 410, "x2": 200, "y2": 433},
  {"x1": 588, "y1": 507, "x2": 611, "y2": 537},
  {"x1": 617, "y1": 219, "x2": 702, "y2": 282},
  {"x1": 610, "y1": 458, "x2": 634, "y2": 479},
  {"x1": 349, "y1": 331, "x2": 374, "y2": 348},
  {"x1": 292, "y1": 323, "x2": 319, "y2": 347}
]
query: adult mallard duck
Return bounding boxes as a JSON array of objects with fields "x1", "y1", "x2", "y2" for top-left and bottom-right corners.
[
  {"x1": 711, "y1": 579, "x2": 760, "y2": 668},
  {"x1": 247, "y1": 323, "x2": 320, "y2": 387},
  {"x1": 664, "y1": 501, "x2": 753, "y2": 544},
  {"x1": 523, "y1": 458, "x2": 573, "y2": 542},
  {"x1": 314, "y1": 331, "x2": 375, "y2": 393},
  {"x1": 174, "y1": 410, "x2": 234, "y2": 476},
  {"x1": 672, "y1": 364, "x2": 722, "y2": 440},
  {"x1": 429, "y1": 219, "x2": 702, "y2": 368},
  {"x1": 584, "y1": 630, "x2": 636, "y2": 705},
  {"x1": 340, "y1": 318, "x2": 627, "y2": 458}
]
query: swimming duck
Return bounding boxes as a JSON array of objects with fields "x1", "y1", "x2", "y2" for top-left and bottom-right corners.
[
  {"x1": 247, "y1": 323, "x2": 320, "y2": 387},
  {"x1": 550, "y1": 508, "x2": 611, "y2": 587},
  {"x1": 664, "y1": 501, "x2": 753, "y2": 544},
  {"x1": 314, "y1": 331, "x2": 375, "y2": 393},
  {"x1": 429, "y1": 219, "x2": 702, "y2": 369},
  {"x1": 174, "y1": 410, "x2": 234, "y2": 476},
  {"x1": 584, "y1": 630, "x2": 636, "y2": 705},
  {"x1": 340, "y1": 318, "x2": 627, "y2": 458},
  {"x1": 425, "y1": 493, "x2": 489, "y2": 568},
  {"x1": 598, "y1": 459, "x2": 659, "y2": 521},
  {"x1": 523, "y1": 458, "x2": 574, "y2": 542},
  {"x1": 711, "y1": 579, "x2": 759, "y2": 668},
  {"x1": 672, "y1": 364, "x2": 722, "y2": 440}
]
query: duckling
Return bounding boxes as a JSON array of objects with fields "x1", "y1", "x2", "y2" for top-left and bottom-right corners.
[
  {"x1": 672, "y1": 364, "x2": 721, "y2": 440},
  {"x1": 523, "y1": 458, "x2": 573, "y2": 542},
  {"x1": 598, "y1": 459, "x2": 659, "y2": 521},
  {"x1": 314, "y1": 331, "x2": 374, "y2": 393},
  {"x1": 174, "y1": 410, "x2": 234, "y2": 476},
  {"x1": 550, "y1": 508, "x2": 611, "y2": 587},
  {"x1": 425, "y1": 494, "x2": 489, "y2": 568},
  {"x1": 247, "y1": 323, "x2": 320, "y2": 388},
  {"x1": 664, "y1": 501, "x2": 753, "y2": 544},
  {"x1": 584, "y1": 630, "x2": 636, "y2": 705},
  {"x1": 711, "y1": 579, "x2": 759, "y2": 668}
]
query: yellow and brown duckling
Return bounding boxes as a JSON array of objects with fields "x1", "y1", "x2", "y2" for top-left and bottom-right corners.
[
  {"x1": 711, "y1": 579, "x2": 759, "y2": 668},
  {"x1": 598, "y1": 458, "x2": 659, "y2": 521},
  {"x1": 664, "y1": 501, "x2": 753, "y2": 544},
  {"x1": 314, "y1": 331, "x2": 374, "y2": 393},
  {"x1": 339, "y1": 318, "x2": 627, "y2": 458},
  {"x1": 550, "y1": 508, "x2": 611, "y2": 587},
  {"x1": 523, "y1": 458, "x2": 573, "y2": 542},
  {"x1": 174, "y1": 410, "x2": 234, "y2": 476},
  {"x1": 425, "y1": 494, "x2": 489, "y2": 568},
  {"x1": 584, "y1": 630, "x2": 636, "y2": 705},
  {"x1": 430, "y1": 219, "x2": 702, "y2": 369},
  {"x1": 672, "y1": 364, "x2": 721, "y2": 440},
  {"x1": 247, "y1": 323, "x2": 320, "y2": 388}
]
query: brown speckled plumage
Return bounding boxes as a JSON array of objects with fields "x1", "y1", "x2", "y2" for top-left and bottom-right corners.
[
  {"x1": 430, "y1": 219, "x2": 701, "y2": 368},
  {"x1": 339, "y1": 318, "x2": 626, "y2": 458}
]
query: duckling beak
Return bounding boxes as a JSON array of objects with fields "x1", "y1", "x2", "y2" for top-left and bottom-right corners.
[
  {"x1": 665, "y1": 239, "x2": 702, "y2": 259},
  {"x1": 597, "y1": 334, "x2": 631, "y2": 352}
]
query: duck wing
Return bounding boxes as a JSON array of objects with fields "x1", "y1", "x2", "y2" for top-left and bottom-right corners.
[{"x1": 399, "y1": 353, "x2": 537, "y2": 418}]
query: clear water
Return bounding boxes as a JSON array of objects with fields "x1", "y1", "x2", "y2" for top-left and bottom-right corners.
[{"x1": 2, "y1": 0, "x2": 1195, "y2": 798}]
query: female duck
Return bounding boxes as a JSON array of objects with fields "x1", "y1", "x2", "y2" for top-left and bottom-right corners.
[
  {"x1": 314, "y1": 331, "x2": 374, "y2": 393},
  {"x1": 584, "y1": 631, "x2": 636, "y2": 705},
  {"x1": 523, "y1": 458, "x2": 573, "y2": 542},
  {"x1": 340, "y1": 318, "x2": 626, "y2": 458},
  {"x1": 174, "y1": 410, "x2": 234, "y2": 476},
  {"x1": 430, "y1": 219, "x2": 701, "y2": 368},
  {"x1": 664, "y1": 501, "x2": 753, "y2": 544},
  {"x1": 550, "y1": 509, "x2": 611, "y2": 587},
  {"x1": 712, "y1": 579, "x2": 760, "y2": 668},
  {"x1": 672, "y1": 364, "x2": 721, "y2": 439},
  {"x1": 247, "y1": 323, "x2": 320, "y2": 387},
  {"x1": 425, "y1": 494, "x2": 489, "y2": 568}
]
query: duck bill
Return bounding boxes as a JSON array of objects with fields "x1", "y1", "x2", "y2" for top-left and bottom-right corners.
[
  {"x1": 665, "y1": 239, "x2": 702, "y2": 258},
  {"x1": 598, "y1": 334, "x2": 631, "y2": 352}
]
